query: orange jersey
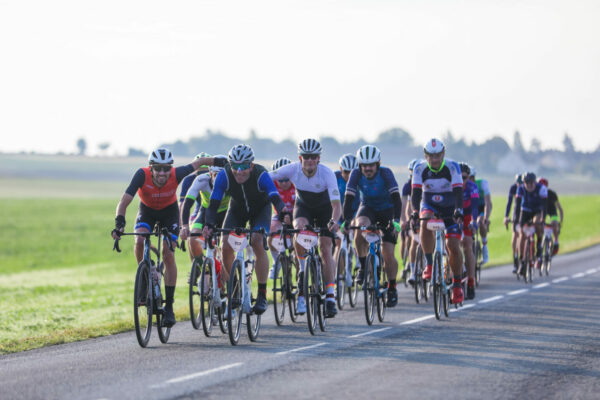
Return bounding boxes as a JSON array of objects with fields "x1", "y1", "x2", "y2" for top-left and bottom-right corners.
[{"x1": 137, "y1": 167, "x2": 178, "y2": 210}]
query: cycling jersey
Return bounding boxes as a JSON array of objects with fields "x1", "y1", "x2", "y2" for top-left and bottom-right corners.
[
  {"x1": 463, "y1": 180, "x2": 480, "y2": 218},
  {"x1": 274, "y1": 180, "x2": 296, "y2": 212},
  {"x1": 186, "y1": 173, "x2": 229, "y2": 213},
  {"x1": 546, "y1": 189, "x2": 559, "y2": 216},
  {"x1": 269, "y1": 162, "x2": 340, "y2": 208},
  {"x1": 411, "y1": 159, "x2": 463, "y2": 210},
  {"x1": 335, "y1": 170, "x2": 360, "y2": 218},
  {"x1": 180, "y1": 172, "x2": 202, "y2": 221},
  {"x1": 401, "y1": 178, "x2": 411, "y2": 198},
  {"x1": 516, "y1": 182, "x2": 548, "y2": 214},
  {"x1": 475, "y1": 178, "x2": 491, "y2": 215},
  {"x1": 125, "y1": 165, "x2": 194, "y2": 210},
  {"x1": 345, "y1": 166, "x2": 400, "y2": 214},
  {"x1": 505, "y1": 183, "x2": 521, "y2": 218}
]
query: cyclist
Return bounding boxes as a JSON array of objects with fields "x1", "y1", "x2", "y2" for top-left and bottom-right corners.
[
  {"x1": 402, "y1": 159, "x2": 419, "y2": 283},
  {"x1": 411, "y1": 138, "x2": 465, "y2": 304},
  {"x1": 202, "y1": 144, "x2": 286, "y2": 316},
  {"x1": 333, "y1": 153, "x2": 360, "y2": 275},
  {"x1": 343, "y1": 145, "x2": 402, "y2": 307},
  {"x1": 504, "y1": 173, "x2": 523, "y2": 273},
  {"x1": 459, "y1": 163, "x2": 480, "y2": 300},
  {"x1": 538, "y1": 177, "x2": 563, "y2": 255},
  {"x1": 179, "y1": 157, "x2": 230, "y2": 286},
  {"x1": 111, "y1": 148, "x2": 226, "y2": 327},
  {"x1": 268, "y1": 157, "x2": 296, "y2": 279},
  {"x1": 470, "y1": 167, "x2": 492, "y2": 264},
  {"x1": 269, "y1": 138, "x2": 342, "y2": 318},
  {"x1": 514, "y1": 171, "x2": 548, "y2": 275}
]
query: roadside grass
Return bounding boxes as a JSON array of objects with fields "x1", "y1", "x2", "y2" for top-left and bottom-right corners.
[{"x1": 1, "y1": 195, "x2": 599, "y2": 354}]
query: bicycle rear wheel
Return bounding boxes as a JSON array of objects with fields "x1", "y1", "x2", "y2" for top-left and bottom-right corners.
[
  {"x1": 316, "y1": 261, "x2": 327, "y2": 332},
  {"x1": 188, "y1": 256, "x2": 203, "y2": 330},
  {"x1": 247, "y1": 276, "x2": 261, "y2": 341},
  {"x1": 304, "y1": 256, "x2": 319, "y2": 335},
  {"x1": 272, "y1": 254, "x2": 286, "y2": 326},
  {"x1": 348, "y1": 249, "x2": 359, "y2": 308},
  {"x1": 200, "y1": 257, "x2": 215, "y2": 336},
  {"x1": 544, "y1": 237, "x2": 553, "y2": 276},
  {"x1": 227, "y1": 259, "x2": 243, "y2": 345},
  {"x1": 156, "y1": 261, "x2": 171, "y2": 343},
  {"x1": 475, "y1": 239, "x2": 482, "y2": 287},
  {"x1": 336, "y1": 248, "x2": 347, "y2": 310},
  {"x1": 527, "y1": 239, "x2": 534, "y2": 283},
  {"x1": 377, "y1": 261, "x2": 387, "y2": 323},
  {"x1": 363, "y1": 254, "x2": 376, "y2": 326},
  {"x1": 287, "y1": 257, "x2": 299, "y2": 322},
  {"x1": 134, "y1": 261, "x2": 153, "y2": 348}
]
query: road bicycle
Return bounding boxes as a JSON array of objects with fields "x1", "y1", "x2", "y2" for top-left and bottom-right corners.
[
  {"x1": 421, "y1": 217, "x2": 450, "y2": 320},
  {"x1": 350, "y1": 223, "x2": 388, "y2": 326},
  {"x1": 541, "y1": 224, "x2": 554, "y2": 276},
  {"x1": 409, "y1": 228, "x2": 429, "y2": 304},
  {"x1": 335, "y1": 229, "x2": 358, "y2": 310},
  {"x1": 400, "y1": 227, "x2": 411, "y2": 288},
  {"x1": 472, "y1": 222, "x2": 482, "y2": 286},
  {"x1": 270, "y1": 225, "x2": 299, "y2": 325},
  {"x1": 113, "y1": 223, "x2": 175, "y2": 348},
  {"x1": 519, "y1": 223, "x2": 536, "y2": 284}
]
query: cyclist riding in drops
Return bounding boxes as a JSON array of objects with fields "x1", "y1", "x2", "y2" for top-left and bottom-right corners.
[
  {"x1": 202, "y1": 144, "x2": 287, "y2": 316},
  {"x1": 411, "y1": 139, "x2": 465, "y2": 304},
  {"x1": 111, "y1": 148, "x2": 226, "y2": 327},
  {"x1": 470, "y1": 167, "x2": 492, "y2": 264},
  {"x1": 333, "y1": 153, "x2": 360, "y2": 268},
  {"x1": 268, "y1": 138, "x2": 342, "y2": 318},
  {"x1": 538, "y1": 177, "x2": 563, "y2": 255},
  {"x1": 268, "y1": 157, "x2": 296, "y2": 279},
  {"x1": 459, "y1": 162, "x2": 480, "y2": 300},
  {"x1": 504, "y1": 173, "x2": 524, "y2": 273},
  {"x1": 514, "y1": 172, "x2": 548, "y2": 275},
  {"x1": 179, "y1": 156, "x2": 230, "y2": 284},
  {"x1": 343, "y1": 145, "x2": 402, "y2": 307},
  {"x1": 402, "y1": 159, "x2": 420, "y2": 283}
]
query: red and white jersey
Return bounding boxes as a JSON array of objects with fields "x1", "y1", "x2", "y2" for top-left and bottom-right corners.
[{"x1": 275, "y1": 180, "x2": 296, "y2": 212}]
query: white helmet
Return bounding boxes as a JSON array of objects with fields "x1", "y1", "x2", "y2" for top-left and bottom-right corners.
[
  {"x1": 210, "y1": 155, "x2": 226, "y2": 173},
  {"x1": 148, "y1": 148, "x2": 173, "y2": 165},
  {"x1": 195, "y1": 151, "x2": 211, "y2": 160},
  {"x1": 339, "y1": 154, "x2": 358, "y2": 172},
  {"x1": 408, "y1": 159, "x2": 420, "y2": 172},
  {"x1": 470, "y1": 166, "x2": 477, "y2": 177},
  {"x1": 228, "y1": 144, "x2": 254, "y2": 163},
  {"x1": 272, "y1": 157, "x2": 292, "y2": 171},
  {"x1": 424, "y1": 138, "x2": 445, "y2": 155},
  {"x1": 298, "y1": 138, "x2": 322, "y2": 155},
  {"x1": 356, "y1": 145, "x2": 381, "y2": 164}
]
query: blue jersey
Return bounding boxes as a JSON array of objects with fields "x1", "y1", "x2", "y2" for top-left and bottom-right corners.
[
  {"x1": 401, "y1": 179, "x2": 411, "y2": 197},
  {"x1": 335, "y1": 170, "x2": 360, "y2": 217},
  {"x1": 463, "y1": 180, "x2": 480, "y2": 218},
  {"x1": 516, "y1": 183, "x2": 548, "y2": 213},
  {"x1": 346, "y1": 166, "x2": 399, "y2": 212}
]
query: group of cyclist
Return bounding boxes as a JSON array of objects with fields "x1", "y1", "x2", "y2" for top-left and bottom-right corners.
[{"x1": 111, "y1": 136, "x2": 524, "y2": 328}]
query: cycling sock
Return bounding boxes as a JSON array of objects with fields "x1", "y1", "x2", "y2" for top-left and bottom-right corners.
[
  {"x1": 468, "y1": 277, "x2": 475, "y2": 287},
  {"x1": 326, "y1": 283, "x2": 335, "y2": 296},
  {"x1": 270, "y1": 249, "x2": 279, "y2": 264},
  {"x1": 258, "y1": 283, "x2": 267, "y2": 297},
  {"x1": 359, "y1": 256, "x2": 366, "y2": 270},
  {"x1": 425, "y1": 253, "x2": 433, "y2": 266},
  {"x1": 298, "y1": 254, "x2": 307, "y2": 272},
  {"x1": 452, "y1": 278, "x2": 462, "y2": 288},
  {"x1": 389, "y1": 280, "x2": 397, "y2": 289},
  {"x1": 165, "y1": 286, "x2": 175, "y2": 304},
  {"x1": 482, "y1": 238, "x2": 487, "y2": 245}
]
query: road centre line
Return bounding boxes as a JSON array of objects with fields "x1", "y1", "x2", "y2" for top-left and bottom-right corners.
[
  {"x1": 348, "y1": 327, "x2": 392, "y2": 338},
  {"x1": 161, "y1": 363, "x2": 243, "y2": 385},
  {"x1": 507, "y1": 288, "x2": 530, "y2": 296},
  {"x1": 533, "y1": 282, "x2": 550, "y2": 289},
  {"x1": 585, "y1": 268, "x2": 597, "y2": 274},
  {"x1": 571, "y1": 272, "x2": 585, "y2": 279},
  {"x1": 478, "y1": 295, "x2": 504, "y2": 304},
  {"x1": 276, "y1": 342, "x2": 326, "y2": 355},
  {"x1": 552, "y1": 276, "x2": 569, "y2": 283},
  {"x1": 401, "y1": 314, "x2": 436, "y2": 325}
]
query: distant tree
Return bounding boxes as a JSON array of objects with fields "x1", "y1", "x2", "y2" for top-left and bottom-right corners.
[
  {"x1": 376, "y1": 128, "x2": 413, "y2": 147},
  {"x1": 98, "y1": 142, "x2": 110, "y2": 155},
  {"x1": 128, "y1": 147, "x2": 146, "y2": 157},
  {"x1": 76, "y1": 138, "x2": 87, "y2": 155},
  {"x1": 530, "y1": 137, "x2": 542, "y2": 154},
  {"x1": 442, "y1": 130, "x2": 456, "y2": 147},
  {"x1": 512, "y1": 130, "x2": 525, "y2": 155},
  {"x1": 562, "y1": 132, "x2": 576, "y2": 154}
]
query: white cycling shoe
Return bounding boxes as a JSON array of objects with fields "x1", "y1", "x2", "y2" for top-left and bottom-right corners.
[{"x1": 296, "y1": 296, "x2": 307, "y2": 314}]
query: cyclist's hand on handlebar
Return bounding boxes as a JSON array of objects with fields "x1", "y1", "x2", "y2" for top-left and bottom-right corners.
[
  {"x1": 202, "y1": 224, "x2": 213, "y2": 239},
  {"x1": 180, "y1": 225, "x2": 190, "y2": 241},
  {"x1": 504, "y1": 216, "x2": 510, "y2": 229},
  {"x1": 112, "y1": 215, "x2": 126, "y2": 240},
  {"x1": 327, "y1": 219, "x2": 340, "y2": 234},
  {"x1": 453, "y1": 208, "x2": 464, "y2": 223},
  {"x1": 111, "y1": 229, "x2": 123, "y2": 241}
]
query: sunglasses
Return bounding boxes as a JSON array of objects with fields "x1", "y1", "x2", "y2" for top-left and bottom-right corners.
[
  {"x1": 231, "y1": 162, "x2": 251, "y2": 171},
  {"x1": 301, "y1": 154, "x2": 319, "y2": 160},
  {"x1": 360, "y1": 163, "x2": 377, "y2": 168},
  {"x1": 277, "y1": 178, "x2": 290, "y2": 183},
  {"x1": 152, "y1": 165, "x2": 171, "y2": 172}
]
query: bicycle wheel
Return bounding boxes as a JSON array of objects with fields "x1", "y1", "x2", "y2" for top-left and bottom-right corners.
[
  {"x1": 528, "y1": 239, "x2": 535, "y2": 283},
  {"x1": 227, "y1": 259, "x2": 243, "y2": 345},
  {"x1": 475, "y1": 240, "x2": 482, "y2": 287},
  {"x1": 401, "y1": 244, "x2": 409, "y2": 287},
  {"x1": 304, "y1": 256, "x2": 319, "y2": 335},
  {"x1": 363, "y1": 254, "x2": 376, "y2": 326},
  {"x1": 377, "y1": 260, "x2": 387, "y2": 323},
  {"x1": 414, "y1": 246, "x2": 423, "y2": 304},
  {"x1": 441, "y1": 255, "x2": 449, "y2": 317},
  {"x1": 348, "y1": 248, "x2": 359, "y2": 308},
  {"x1": 316, "y1": 260, "x2": 327, "y2": 332},
  {"x1": 133, "y1": 261, "x2": 153, "y2": 348},
  {"x1": 336, "y1": 247, "x2": 347, "y2": 310},
  {"x1": 432, "y1": 253, "x2": 442, "y2": 320},
  {"x1": 544, "y1": 239, "x2": 553, "y2": 276},
  {"x1": 272, "y1": 254, "x2": 286, "y2": 326},
  {"x1": 199, "y1": 257, "x2": 215, "y2": 337},
  {"x1": 247, "y1": 275, "x2": 261, "y2": 341},
  {"x1": 287, "y1": 257, "x2": 299, "y2": 322},
  {"x1": 189, "y1": 257, "x2": 203, "y2": 330},
  {"x1": 155, "y1": 261, "x2": 171, "y2": 343}
]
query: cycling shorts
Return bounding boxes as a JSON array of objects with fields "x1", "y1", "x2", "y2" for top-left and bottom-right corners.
[
  {"x1": 356, "y1": 205, "x2": 397, "y2": 244},
  {"x1": 546, "y1": 214, "x2": 559, "y2": 223},
  {"x1": 419, "y1": 201, "x2": 461, "y2": 239},
  {"x1": 293, "y1": 201, "x2": 334, "y2": 239},
  {"x1": 135, "y1": 201, "x2": 180, "y2": 241},
  {"x1": 193, "y1": 209, "x2": 225, "y2": 230},
  {"x1": 462, "y1": 214, "x2": 474, "y2": 238},
  {"x1": 223, "y1": 202, "x2": 271, "y2": 234}
]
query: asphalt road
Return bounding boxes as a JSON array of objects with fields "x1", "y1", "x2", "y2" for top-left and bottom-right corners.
[{"x1": 2, "y1": 246, "x2": 599, "y2": 400}]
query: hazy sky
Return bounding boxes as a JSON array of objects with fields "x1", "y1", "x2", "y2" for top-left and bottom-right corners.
[{"x1": 1, "y1": 0, "x2": 598, "y2": 155}]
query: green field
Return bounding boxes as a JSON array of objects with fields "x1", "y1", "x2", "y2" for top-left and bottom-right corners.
[{"x1": 1, "y1": 193, "x2": 599, "y2": 354}]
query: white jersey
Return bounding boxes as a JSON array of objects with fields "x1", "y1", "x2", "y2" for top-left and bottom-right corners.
[
  {"x1": 269, "y1": 162, "x2": 340, "y2": 207},
  {"x1": 186, "y1": 173, "x2": 212, "y2": 201}
]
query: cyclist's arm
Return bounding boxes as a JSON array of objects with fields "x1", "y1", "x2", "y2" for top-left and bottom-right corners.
[
  {"x1": 471, "y1": 192, "x2": 480, "y2": 220},
  {"x1": 505, "y1": 190, "x2": 514, "y2": 218},
  {"x1": 382, "y1": 168, "x2": 401, "y2": 222},
  {"x1": 117, "y1": 168, "x2": 145, "y2": 219},
  {"x1": 484, "y1": 194, "x2": 492, "y2": 221},
  {"x1": 331, "y1": 200, "x2": 342, "y2": 223},
  {"x1": 411, "y1": 165, "x2": 423, "y2": 212},
  {"x1": 115, "y1": 193, "x2": 134, "y2": 220},
  {"x1": 206, "y1": 170, "x2": 228, "y2": 226},
  {"x1": 258, "y1": 172, "x2": 286, "y2": 215},
  {"x1": 557, "y1": 199, "x2": 564, "y2": 223},
  {"x1": 343, "y1": 169, "x2": 359, "y2": 222},
  {"x1": 189, "y1": 156, "x2": 227, "y2": 172}
]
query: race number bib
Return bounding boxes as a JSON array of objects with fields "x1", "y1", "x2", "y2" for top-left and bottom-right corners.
[
  {"x1": 227, "y1": 232, "x2": 248, "y2": 252},
  {"x1": 426, "y1": 219, "x2": 446, "y2": 232},
  {"x1": 362, "y1": 230, "x2": 380, "y2": 244},
  {"x1": 297, "y1": 230, "x2": 318, "y2": 250}
]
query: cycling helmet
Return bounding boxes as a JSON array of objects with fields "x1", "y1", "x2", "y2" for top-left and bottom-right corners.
[
  {"x1": 408, "y1": 159, "x2": 420, "y2": 172},
  {"x1": 272, "y1": 157, "x2": 292, "y2": 171},
  {"x1": 195, "y1": 152, "x2": 211, "y2": 159},
  {"x1": 298, "y1": 138, "x2": 322, "y2": 155},
  {"x1": 356, "y1": 145, "x2": 381, "y2": 164},
  {"x1": 148, "y1": 148, "x2": 173, "y2": 165},
  {"x1": 210, "y1": 155, "x2": 226, "y2": 173},
  {"x1": 523, "y1": 171, "x2": 537, "y2": 183},
  {"x1": 339, "y1": 154, "x2": 358, "y2": 172},
  {"x1": 459, "y1": 162, "x2": 471, "y2": 176},
  {"x1": 515, "y1": 173, "x2": 523, "y2": 184},
  {"x1": 538, "y1": 177, "x2": 548, "y2": 187},
  {"x1": 470, "y1": 166, "x2": 477, "y2": 177},
  {"x1": 228, "y1": 144, "x2": 254, "y2": 163},
  {"x1": 423, "y1": 138, "x2": 445, "y2": 155}
]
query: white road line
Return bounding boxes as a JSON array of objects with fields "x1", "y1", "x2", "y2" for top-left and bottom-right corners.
[
  {"x1": 586, "y1": 268, "x2": 598, "y2": 274},
  {"x1": 572, "y1": 272, "x2": 585, "y2": 279},
  {"x1": 532, "y1": 282, "x2": 550, "y2": 289},
  {"x1": 401, "y1": 314, "x2": 436, "y2": 325},
  {"x1": 348, "y1": 327, "x2": 392, "y2": 338},
  {"x1": 276, "y1": 342, "x2": 326, "y2": 355},
  {"x1": 478, "y1": 295, "x2": 504, "y2": 304},
  {"x1": 461, "y1": 304, "x2": 476, "y2": 310},
  {"x1": 163, "y1": 363, "x2": 243, "y2": 385},
  {"x1": 552, "y1": 277, "x2": 569, "y2": 283},
  {"x1": 507, "y1": 289, "x2": 529, "y2": 296}
]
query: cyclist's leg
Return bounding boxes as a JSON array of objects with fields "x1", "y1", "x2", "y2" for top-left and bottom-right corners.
[
  {"x1": 268, "y1": 218, "x2": 283, "y2": 278},
  {"x1": 220, "y1": 207, "x2": 243, "y2": 277},
  {"x1": 462, "y1": 221, "x2": 475, "y2": 297},
  {"x1": 292, "y1": 205, "x2": 310, "y2": 313},
  {"x1": 158, "y1": 202, "x2": 181, "y2": 326},
  {"x1": 189, "y1": 213, "x2": 205, "y2": 260},
  {"x1": 134, "y1": 204, "x2": 157, "y2": 264},
  {"x1": 353, "y1": 212, "x2": 372, "y2": 274},
  {"x1": 533, "y1": 212, "x2": 544, "y2": 265}
]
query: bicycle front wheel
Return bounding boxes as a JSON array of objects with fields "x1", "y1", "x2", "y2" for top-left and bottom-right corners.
[
  {"x1": 287, "y1": 257, "x2": 299, "y2": 322},
  {"x1": 200, "y1": 257, "x2": 215, "y2": 337},
  {"x1": 227, "y1": 259, "x2": 243, "y2": 345},
  {"x1": 363, "y1": 254, "x2": 376, "y2": 326},
  {"x1": 189, "y1": 256, "x2": 203, "y2": 330},
  {"x1": 377, "y1": 261, "x2": 387, "y2": 323},
  {"x1": 272, "y1": 254, "x2": 286, "y2": 326},
  {"x1": 475, "y1": 240, "x2": 482, "y2": 287},
  {"x1": 134, "y1": 261, "x2": 153, "y2": 348},
  {"x1": 432, "y1": 253, "x2": 443, "y2": 320},
  {"x1": 348, "y1": 248, "x2": 359, "y2": 308},
  {"x1": 304, "y1": 256, "x2": 319, "y2": 335},
  {"x1": 336, "y1": 248, "x2": 347, "y2": 310}
]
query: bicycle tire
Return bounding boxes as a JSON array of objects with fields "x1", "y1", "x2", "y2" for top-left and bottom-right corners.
[
  {"x1": 287, "y1": 257, "x2": 299, "y2": 322},
  {"x1": 348, "y1": 248, "x2": 359, "y2": 308},
  {"x1": 227, "y1": 259, "x2": 243, "y2": 345},
  {"x1": 432, "y1": 252, "x2": 442, "y2": 320},
  {"x1": 134, "y1": 261, "x2": 153, "y2": 348},
  {"x1": 336, "y1": 247, "x2": 347, "y2": 310},
  {"x1": 414, "y1": 246, "x2": 423, "y2": 304},
  {"x1": 316, "y1": 259, "x2": 327, "y2": 332},
  {"x1": 304, "y1": 255, "x2": 319, "y2": 335},
  {"x1": 156, "y1": 261, "x2": 171, "y2": 344},
  {"x1": 363, "y1": 254, "x2": 376, "y2": 326},
  {"x1": 247, "y1": 271, "x2": 261, "y2": 341},
  {"x1": 442, "y1": 254, "x2": 449, "y2": 317},
  {"x1": 475, "y1": 239, "x2": 482, "y2": 287},
  {"x1": 402, "y1": 244, "x2": 409, "y2": 288},
  {"x1": 544, "y1": 239, "x2": 553, "y2": 276},
  {"x1": 199, "y1": 257, "x2": 215, "y2": 337},
  {"x1": 272, "y1": 254, "x2": 286, "y2": 326},
  {"x1": 377, "y1": 259, "x2": 387, "y2": 323},
  {"x1": 189, "y1": 257, "x2": 203, "y2": 330}
]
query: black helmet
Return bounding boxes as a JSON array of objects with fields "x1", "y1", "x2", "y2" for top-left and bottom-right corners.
[
  {"x1": 523, "y1": 171, "x2": 536, "y2": 183},
  {"x1": 459, "y1": 162, "x2": 471, "y2": 175},
  {"x1": 515, "y1": 173, "x2": 523, "y2": 184}
]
